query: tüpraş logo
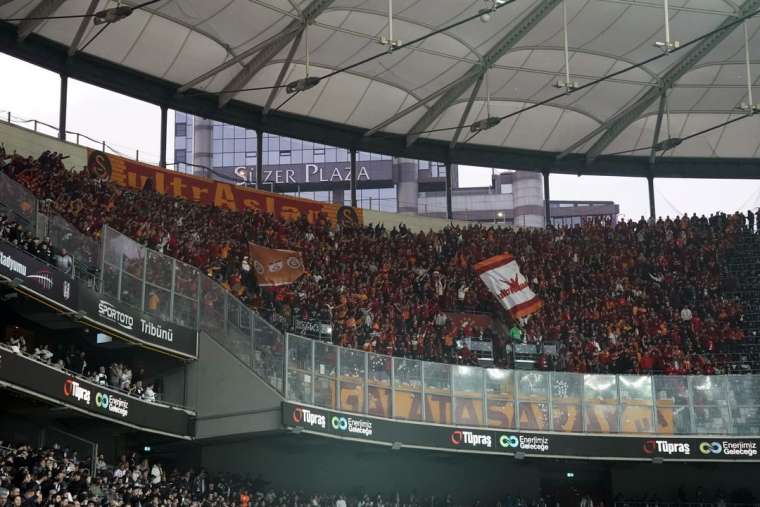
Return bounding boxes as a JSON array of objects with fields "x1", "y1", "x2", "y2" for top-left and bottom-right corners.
[
  {"x1": 292, "y1": 407, "x2": 326, "y2": 428},
  {"x1": 98, "y1": 300, "x2": 134, "y2": 330},
  {"x1": 63, "y1": 378, "x2": 91, "y2": 405},
  {"x1": 643, "y1": 440, "x2": 690, "y2": 455},
  {"x1": 331, "y1": 415, "x2": 373, "y2": 436},
  {"x1": 450, "y1": 430, "x2": 492, "y2": 448}
]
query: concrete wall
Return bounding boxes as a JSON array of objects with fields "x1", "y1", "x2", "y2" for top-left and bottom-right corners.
[
  {"x1": 0, "y1": 121, "x2": 88, "y2": 171},
  {"x1": 201, "y1": 433, "x2": 542, "y2": 502},
  {"x1": 610, "y1": 461, "x2": 760, "y2": 499},
  {"x1": 512, "y1": 170, "x2": 545, "y2": 228},
  {"x1": 363, "y1": 209, "x2": 471, "y2": 233},
  {"x1": 186, "y1": 332, "x2": 283, "y2": 440}
]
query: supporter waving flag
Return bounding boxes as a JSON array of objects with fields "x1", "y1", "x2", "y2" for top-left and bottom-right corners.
[
  {"x1": 474, "y1": 253, "x2": 542, "y2": 319},
  {"x1": 248, "y1": 243, "x2": 305, "y2": 287}
]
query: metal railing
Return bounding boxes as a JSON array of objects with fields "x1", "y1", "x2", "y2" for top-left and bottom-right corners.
[
  {"x1": 1, "y1": 111, "x2": 160, "y2": 164},
  {"x1": 99, "y1": 225, "x2": 285, "y2": 392}
]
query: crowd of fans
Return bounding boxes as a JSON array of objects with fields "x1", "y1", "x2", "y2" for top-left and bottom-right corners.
[
  {"x1": 1, "y1": 326, "x2": 159, "y2": 403},
  {"x1": 1, "y1": 147, "x2": 757, "y2": 376},
  {"x1": 0, "y1": 213, "x2": 74, "y2": 275},
  {"x1": 0, "y1": 440, "x2": 504, "y2": 507},
  {"x1": 1, "y1": 440, "x2": 750, "y2": 507}
]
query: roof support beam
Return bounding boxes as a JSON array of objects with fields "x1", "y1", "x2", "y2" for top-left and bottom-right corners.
[
  {"x1": 18, "y1": 0, "x2": 68, "y2": 41},
  {"x1": 404, "y1": 0, "x2": 562, "y2": 147},
  {"x1": 67, "y1": 0, "x2": 99, "y2": 56},
  {"x1": 450, "y1": 75, "x2": 484, "y2": 148},
  {"x1": 217, "y1": 0, "x2": 335, "y2": 108},
  {"x1": 263, "y1": 30, "x2": 303, "y2": 116},
  {"x1": 584, "y1": 0, "x2": 760, "y2": 164},
  {"x1": 555, "y1": 123, "x2": 608, "y2": 160},
  {"x1": 177, "y1": 25, "x2": 302, "y2": 93},
  {"x1": 363, "y1": 72, "x2": 476, "y2": 137},
  {"x1": 649, "y1": 90, "x2": 668, "y2": 167}
]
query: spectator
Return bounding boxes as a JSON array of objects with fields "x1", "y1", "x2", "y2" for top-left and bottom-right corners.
[
  {"x1": 93, "y1": 366, "x2": 108, "y2": 385},
  {"x1": 2, "y1": 148, "x2": 757, "y2": 376},
  {"x1": 54, "y1": 248, "x2": 74, "y2": 275}
]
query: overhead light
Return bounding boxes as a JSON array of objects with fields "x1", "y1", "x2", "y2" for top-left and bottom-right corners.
[
  {"x1": 737, "y1": 102, "x2": 760, "y2": 114},
  {"x1": 554, "y1": 80, "x2": 578, "y2": 91},
  {"x1": 470, "y1": 116, "x2": 501, "y2": 133},
  {"x1": 654, "y1": 40, "x2": 680, "y2": 52},
  {"x1": 93, "y1": 5, "x2": 133, "y2": 25},
  {"x1": 286, "y1": 76, "x2": 321, "y2": 93},
  {"x1": 378, "y1": 37, "x2": 402, "y2": 49},
  {"x1": 653, "y1": 137, "x2": 682, "y2": 151}
]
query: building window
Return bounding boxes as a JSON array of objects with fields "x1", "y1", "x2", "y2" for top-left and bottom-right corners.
[
  {"x1": 280, "y1": 150, "x2": 291, "y2": 157},
  {"x1": 174, "y1": 149, "x2": 186, "y2": 163},
  {"x1": 175, "y1": 123, "x2": 187, "y2": 137},
  {"x1": 500, "y1": 183, "x2": 513, "y2": 194}
]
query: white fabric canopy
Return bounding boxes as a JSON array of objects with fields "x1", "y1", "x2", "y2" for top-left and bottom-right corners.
[{"x1": 2, "y1": 0, "x2": 759, "y2": 158}]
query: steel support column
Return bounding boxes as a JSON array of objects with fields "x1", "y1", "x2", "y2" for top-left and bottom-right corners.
[
  {"x1": 58, "y1": 74, "x2": 67, "y2": 141},
  {"x1": 543, "y1": 170, "x2": 551, "y2": 227},
  {"x1": 648, "y1": 174, "x2": 656, "y2": 221},
  {"x1": 256, "y1": 130, "x2": 263, "y2": 189},
  {"x1": 350, "y1": 148, "x2": 357, "y2": 208},
  {"x1": 159, "y1": 105, "x2": 168, "y2": 167},
  {"x1": 445, "y1": 161, "x2": 453, "y2": 220}
]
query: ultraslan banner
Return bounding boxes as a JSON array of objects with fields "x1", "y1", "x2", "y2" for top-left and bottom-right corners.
[
  {"x1": 474, "y1": 253, "x2": 542, "y2": 319},
  {"x1": 78, "y1": 283, "x2": 198, "y2": 359},
  {"x1": 0, "y1": 239, "x2": 77, "y2": 309},
  {"x1": 282, "y1": 402, "x2": 760, "y2": 462},
  {"x1": 86, "y1": 150, "x2": 363, "y2": 226},
  {"x1": 0, "y1": 347, "x2": 193, "y2": 438}
]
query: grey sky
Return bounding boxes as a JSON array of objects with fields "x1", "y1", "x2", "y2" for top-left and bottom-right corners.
[{"x1": 2, "y1": 53, "x2": 759, "y2": 220}]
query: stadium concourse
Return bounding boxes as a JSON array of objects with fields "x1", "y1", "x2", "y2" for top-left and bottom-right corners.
[{"x1": 1, "y1": 147, "x2": 758, "y2": 377}]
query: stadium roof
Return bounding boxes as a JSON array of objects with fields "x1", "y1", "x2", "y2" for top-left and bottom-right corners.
[{"x1": 1, "y1": 0, "x2": 760, "y2": 178}]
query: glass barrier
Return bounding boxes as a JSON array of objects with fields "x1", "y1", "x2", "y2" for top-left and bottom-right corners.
[
  {"x1": 284, "y1": 333, "x2": 760, "y2": 435},
  {"x1": 0, "y1": 172, "x2": 37, "y2": 232},
  {"x1": 99, "y1": 226, "x2": 286, "y2": 394}
]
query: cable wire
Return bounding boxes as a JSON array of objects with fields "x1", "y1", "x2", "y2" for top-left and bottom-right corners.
[
  {"x1": 78, "y1": 21, "x2": 111, "y2": 53},
  {"x1": 1, "y1": 0, "x2": 164, "y2": 23},
  {"x1": 460, "y1": 7, "x2": 760, "y2": 144},
  {"x1": 605, "y1": 113, "x2": 752, "y2": 156},
  {"x1": 215, "y1": 0, "x2": 519, "y2": 95}
]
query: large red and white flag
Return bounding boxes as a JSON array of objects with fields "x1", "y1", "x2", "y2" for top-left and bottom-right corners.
[{"x1": 474, "y1": 253, "x2": 542, "y2": 319}]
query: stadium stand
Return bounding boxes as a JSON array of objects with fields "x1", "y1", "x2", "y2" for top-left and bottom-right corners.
[
  {"x1": 1, "y1": 146, "x2": 758, "y2": 377},
  {"x1": 1, "y1": 439, "x2": 755, "y2": 507}
]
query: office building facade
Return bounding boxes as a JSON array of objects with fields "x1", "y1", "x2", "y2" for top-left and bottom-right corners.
[{"x1": 174, "y1": 114, "x2": 619, "y2": 227}]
